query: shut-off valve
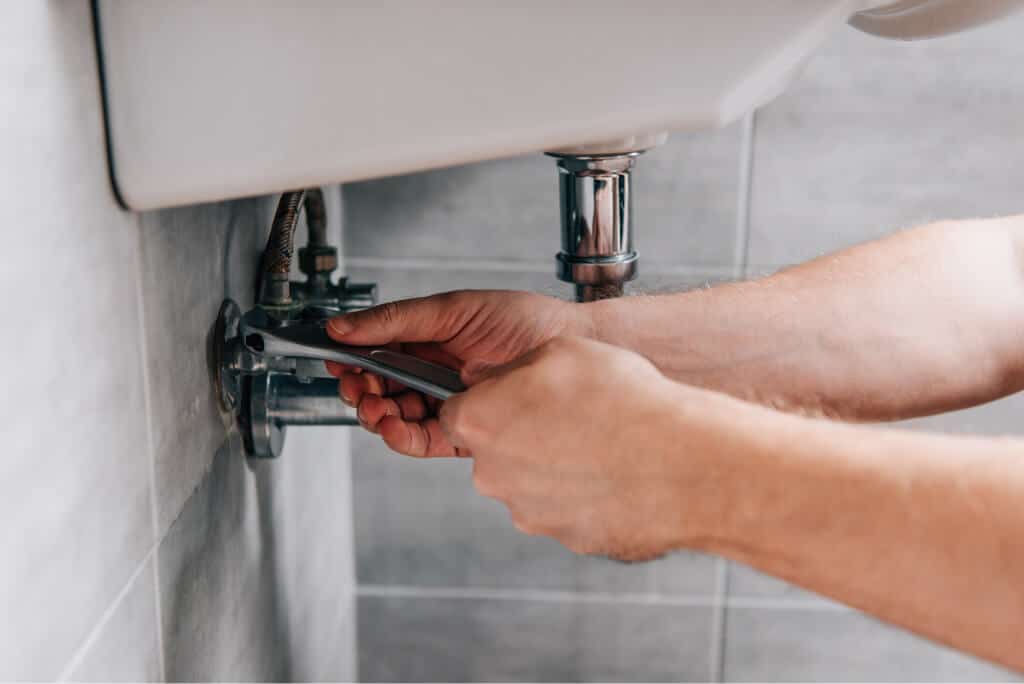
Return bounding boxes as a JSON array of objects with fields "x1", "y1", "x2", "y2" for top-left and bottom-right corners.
[{"x1": 215, "y1": 136, "x2": 666, "y2": 458}]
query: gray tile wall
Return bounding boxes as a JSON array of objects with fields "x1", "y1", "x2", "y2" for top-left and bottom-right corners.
[
  {"x1": 343, "y1": 13, "x2": 1024, "y2": 683},
  {"x1": 3, "y1": 4, "x2": 355, "y2": 680}
]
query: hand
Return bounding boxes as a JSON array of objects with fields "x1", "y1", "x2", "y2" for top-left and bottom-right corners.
[
  {"x1": 438, "y1": 336, "x2": 718, "y2": 561},
  {"x1": 325, "y1": 290, "x2": 593, "y2": 457}
]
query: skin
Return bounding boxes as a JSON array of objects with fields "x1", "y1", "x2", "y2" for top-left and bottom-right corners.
[{"x1": 326, "y1": 216, "x2": 1024, "y2": 670}]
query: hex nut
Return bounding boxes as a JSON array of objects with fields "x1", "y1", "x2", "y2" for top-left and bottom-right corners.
[{"x1": 298, "y1": 246, "x2": 337, "y2": 274}]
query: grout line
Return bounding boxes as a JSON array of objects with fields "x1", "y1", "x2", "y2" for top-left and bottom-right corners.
[
  {"x1": 334, "y1": 186, "x2": 361, "y2": 594},
  {"x1": 356, "y1": 583, "x2": 848, "y2": 612},
  {"x1": 714, "y1": 110, "x2": 758, "y2": 683},
  {"x1": 709, "y1": 558, "x2": 730, "y2": 683},
  {"x1": 56, "y1": 545, "x2": 159, "y2": 682},
  {"x1": 347, "y1": 255, "x2": 552, "y2": 273},
  {"x1": 59, "y1": 187, "x2": 351, "y2": 682},
  {"x1": 345, "y1": 255, "x2": 738, "y2": 279},
  {"x1": 731, "y1": 110, "x2": 757, "y2": 281},
  {"x1": 335, "y1": 191, "x2": 363, "y2": 681},
  {"x1": 725, "y1": 596, "x2": 847, "y2": 611},
  {"x1": 149, "y1": 557, "x2": 165, "y2": 681},
  {"x1": 358, "y1": 584, "x2": 717, "y2": 606},
  {"x1": 132, "y1": 217, "x2": 168, "y2": 682}
]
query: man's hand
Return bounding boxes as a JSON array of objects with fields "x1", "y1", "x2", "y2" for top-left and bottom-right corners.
[
  {"x1": 439, "y1": 336, "x2": 717, "y2": 561},
  {"x1": 325, "y1": 290, "x2": 593, "y2": 457}
]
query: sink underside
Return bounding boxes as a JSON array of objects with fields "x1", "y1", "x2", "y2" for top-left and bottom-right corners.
[{"x1": 98, "y1": 0, "x2": 874, "y2": 209}]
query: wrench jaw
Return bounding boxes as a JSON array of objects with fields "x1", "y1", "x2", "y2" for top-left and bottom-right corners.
[{"x1": 239, "y1": 312, "x2": 466, "y2": 401}]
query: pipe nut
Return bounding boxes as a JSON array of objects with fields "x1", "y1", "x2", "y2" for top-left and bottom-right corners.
[
  {"x1": 556, "y1": 252, "x2": 638, "y2": 286},
  {"x1": 298, "y1": 245, "x2": 338, "y2": 275}
]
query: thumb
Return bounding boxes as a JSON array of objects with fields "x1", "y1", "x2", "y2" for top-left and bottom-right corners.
[{"x1": 327, "y1": 295, "x2": 460, "y2": 345}]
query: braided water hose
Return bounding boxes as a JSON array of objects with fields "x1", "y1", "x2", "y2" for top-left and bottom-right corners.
[
  {"x1": 259, "y1": 190, "x2": 305, "y2": 307},
  {"x1": 263, "y1": 190, "x2": 306, "y2": 275}
]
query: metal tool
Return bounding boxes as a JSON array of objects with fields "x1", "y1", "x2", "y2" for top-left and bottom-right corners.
[
  {"x1": 211, "y1": 188, "x2": 458, "y2": 459},
  {"x1": 240, "y1": 311, "x2": 465, "y2": 401}
]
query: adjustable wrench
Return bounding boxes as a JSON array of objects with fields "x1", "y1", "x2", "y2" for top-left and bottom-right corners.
[{"x1": 239, "y1": 313, "x2": 466, "y2": 400}]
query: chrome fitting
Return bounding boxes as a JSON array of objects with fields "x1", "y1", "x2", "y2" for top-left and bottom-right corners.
[
  {"x1": 547, "y1": 152, "x2": 640, "y2": 302},
  {"x1": 211, "y1": 189, "x2": 380, "y2": 459}
]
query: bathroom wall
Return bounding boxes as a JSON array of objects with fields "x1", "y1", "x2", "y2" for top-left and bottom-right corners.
[
  {"x1": 2, "y1": 4, "x2": 355, "y2": 680},
  {"x1": 343, "y1": 12, "x2": 1024, "y2": 683}
]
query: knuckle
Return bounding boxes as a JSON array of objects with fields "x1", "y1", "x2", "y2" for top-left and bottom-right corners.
[
  {"x1": 375, "y1": 301, "x2": 402, "y2": 328},
  {"x1": 443, "y1": 398, "x2": 477, "y2": 441}
]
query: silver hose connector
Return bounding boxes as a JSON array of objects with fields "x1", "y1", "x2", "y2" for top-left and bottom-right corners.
[{"x1": 547, "y1": 152, "x2": 641, "y2": 302}]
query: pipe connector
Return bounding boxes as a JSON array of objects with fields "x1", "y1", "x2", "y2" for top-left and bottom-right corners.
[
  {"x1": 547, "y1": 133, "x2": 666, "y2": 301},
  {"x1": 547, "y1": 152, "x2": 640, "y2": 301}
]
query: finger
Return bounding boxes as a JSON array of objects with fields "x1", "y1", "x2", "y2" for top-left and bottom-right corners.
[
  {"x1": 378, "y1": 416, "x2": 467, "y2": 458},
  {"x1": 357, "y1": 391, "x2": 431, "y2": 431},
  {"x1": 325, "y1": 361, "x2": 362, "y2": 377},
  {"x1": 338, "y1": 373, "x2": 362, "y2": 406},
  {"x1": 339, "y1": 371, "x2": 407, "y2": 406},
  {"x1": 326, "y1": 294, "x2": 469, "y2": 346}
]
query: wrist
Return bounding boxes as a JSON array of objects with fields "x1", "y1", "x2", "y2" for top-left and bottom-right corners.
[
  {"x1": 658, "y1": 384, "x2": 798, "y2": 555},
  {"x1": 575, "y1": 297, "x2": 627, "y2": 345}
]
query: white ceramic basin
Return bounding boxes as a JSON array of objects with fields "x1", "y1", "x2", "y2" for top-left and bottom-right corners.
[{"x1": 94, "y1": 0, "x2": 1022, "y2": 209}]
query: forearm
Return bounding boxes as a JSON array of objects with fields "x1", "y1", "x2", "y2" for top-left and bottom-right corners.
[
  {"x1": 679, "y1": 391, "x2": 1024, "y2": 670},
  {"x1": 591, "y1": 216, "x2": 1024, "y2": 420}
]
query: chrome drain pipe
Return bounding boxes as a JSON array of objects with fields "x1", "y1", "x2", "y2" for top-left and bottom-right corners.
[{"x1": 547, "y1": 151, "x2": 641, "y2": 302}]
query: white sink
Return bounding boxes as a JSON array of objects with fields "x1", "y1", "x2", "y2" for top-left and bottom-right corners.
[{"x1": 94, "y1": 0, "x2": 1021, "y2": 210}]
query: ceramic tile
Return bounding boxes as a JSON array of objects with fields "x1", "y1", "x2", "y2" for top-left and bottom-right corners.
[
  {"x1": 137, "y1": 196, "x2": 271, "y2": 536},
  {"x1": 140, "y1": 185, "x2": 346, "y2": 536},
  {"x1": 898, "y1": 391, "x2": 1024, "y2": 436},
  {"x1": 157, "y1": 439, "x2": 288, "y2": 681},
  {"x1": 0, "y1": 4, "x2": 153, "y2": 678},
  {"x1": 157, "y1": 428, "x2": 356, "y2": 681},
  {"x1": 724, "y1": 606, "x2": 1018, "y2": 682},
  {"x1": 358, "y1": 594, "x2": 714, "y2": 682},
  {"x1": 67, "y1": 557, "x2": 161, "y2": 682},
  {"x1": 748, "y1": 16, "x2": 1024, "y2": 269},
  {"x1": 271, "y1": 427, "x2": 357, "y2": 682},
  {"x1": 343, "y1": 125, "x2": 741, "y2": 270},
  {"x1": 727, "y1": 562, "x2": 825, "y2": 603},
  {"x1": 353, "y1": 430, "x2": 717, "y2": 596},
  {"x1": 344, "y1": 264, "x2": 733, "y2": 307}
]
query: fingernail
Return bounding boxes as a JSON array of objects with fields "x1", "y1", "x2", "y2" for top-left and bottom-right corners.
[
  {"x1": 339, "y1": 385, "x2": 355, "y2": 406},
  {"x1": 328, "y1": 317, "x2": 354, "y2": 336},
  {"x1": 357, "y1": 408, "x2": 378, "y2": 434}
]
